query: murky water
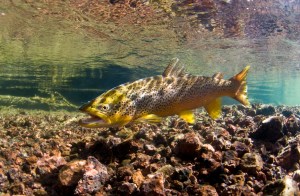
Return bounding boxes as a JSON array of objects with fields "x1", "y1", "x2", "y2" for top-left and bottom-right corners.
[{"x1": 1, "y1": 0, "x2": 300, "y2": 110}]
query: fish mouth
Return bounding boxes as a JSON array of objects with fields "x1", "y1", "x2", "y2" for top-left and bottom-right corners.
[
  {"x1": 79, "y1": 114, "x2": 109, "y2": 128},
  {"x1": 79, "y1": 103, "x2": 111, "y2": 128}
]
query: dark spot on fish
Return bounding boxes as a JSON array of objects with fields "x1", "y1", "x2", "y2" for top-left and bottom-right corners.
[
  {"x1": 130, "y1": 94, "x2": 138, "y2": 101},
  {"x1": 158, "y1": 89, "x2": 165, "y2": 96}
]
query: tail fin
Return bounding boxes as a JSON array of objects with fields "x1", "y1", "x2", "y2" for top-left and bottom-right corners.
[{"x1": 230, "y1": 65, "x2": 250, "y2": 106}]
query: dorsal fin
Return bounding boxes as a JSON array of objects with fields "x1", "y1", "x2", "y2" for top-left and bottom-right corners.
[
  {"x1": 212, "y1": 72, "x2": 224, "y2": 80},
  {"x1": 162, "y1": 58, "x2": 186, "y2": 77}
]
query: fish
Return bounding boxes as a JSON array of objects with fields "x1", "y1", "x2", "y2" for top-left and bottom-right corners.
[{"x1": 79, "y1": 58, "x2": 250, "y2": 128}]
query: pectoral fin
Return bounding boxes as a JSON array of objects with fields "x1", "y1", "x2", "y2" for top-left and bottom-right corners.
[
  {"x1": 178, "y1": 110, "x2": 195, "y2": 124},
  {"x1": 204, "y1": 98, "x2": 222, "y2": 119},
  {"x1": 135, "y1": 114, "x2": 162, "y2": 124}
]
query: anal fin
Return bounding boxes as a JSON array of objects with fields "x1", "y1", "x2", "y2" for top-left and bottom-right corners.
[
  {"x1": 204, "y1": 98, "x2": 222, "y2": 119},
  {"x1": 178, "y1": 110, "x2": 195, "y2": 124},
  {"x1": 135, "y1": 114, "x2": 162, "y2": 124}
]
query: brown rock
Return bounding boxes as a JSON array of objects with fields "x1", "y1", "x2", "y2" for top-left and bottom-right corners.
[
  {"x1": 132, "y1": 170, "x2": 144, "y2": 188},
  {"x1": 196, "y1": 185, "x2": 218, "y2": 196},
  {"x1": 232, "y1": 141, "x2": 250, "y2": 157},
  {"x1": 241, "y1": 153, "x2": 263, "y2": 174},
  {"x1": 140, "y1": 173, "x2": 165, "y2": 196},
  {"x1": 199, "y1": 144, "x2": 222, "y2": 174},
  {"x1": 174, "y1": 132, "x2": 202, "y2": 158},
  {"x1": 132, "y1": 153, "x2": 152, "y2": 168},
  {"x1": 276, "y1": 135, "x2": 300, "y2": 170},
  {"x1": 36, "y1": 154, "x2": 67, "y2": 175},
  {"x1": 222, "y1": 150, "x2": 239, "y2": 171},
  {"x1": 118, "y1": 182, "x2": 137, "y2": 194},
  {"x1": 75, "y1": 156, "x2": 109, "y2": 195},
  {"x1": 59, "y1": 159, "x2": 86, "y2": 186},
  {"x1": 117, "y1": 165, "x2": 134, "y2": 181}
]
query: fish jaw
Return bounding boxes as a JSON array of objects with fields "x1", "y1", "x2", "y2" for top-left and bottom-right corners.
[{"x1": 79, "y1": 102, "x2": 112, "y2": 128}]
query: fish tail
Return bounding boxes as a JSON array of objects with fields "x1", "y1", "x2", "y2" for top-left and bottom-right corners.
[{"x1": 230, "y1": 65, "x2": 250, "y2": 106}]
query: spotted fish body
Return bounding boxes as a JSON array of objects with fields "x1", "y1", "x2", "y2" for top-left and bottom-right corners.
[{"x1": 79, "y1": 58, "x2": 250, "y2": 128}]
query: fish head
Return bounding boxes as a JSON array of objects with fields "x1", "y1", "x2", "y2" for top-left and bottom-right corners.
[{"x1": 79, "y1": 88, "x2": 134, "y2": 128}]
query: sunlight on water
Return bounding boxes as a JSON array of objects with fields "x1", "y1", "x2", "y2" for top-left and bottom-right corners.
[{"x1": 0, "y1": 0, "x2": 300, "y2": 110}]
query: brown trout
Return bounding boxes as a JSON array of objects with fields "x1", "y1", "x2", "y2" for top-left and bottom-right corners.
[{"x1": 79, "y1": 58, "x2": 250, "y2": 128}]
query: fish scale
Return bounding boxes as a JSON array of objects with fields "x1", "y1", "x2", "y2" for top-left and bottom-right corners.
[{"x1": 79, "y1": 58, "x2": 250, "y2": 128}]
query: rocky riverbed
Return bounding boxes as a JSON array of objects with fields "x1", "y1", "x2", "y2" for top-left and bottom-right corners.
[{"x1": 0, "y1": 104, "x2": 300, "y2": 195}]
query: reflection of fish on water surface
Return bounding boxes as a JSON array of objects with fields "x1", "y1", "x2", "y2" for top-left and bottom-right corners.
[{"x1": 79, "y1": 58, "x2": 250, "y2": 128}]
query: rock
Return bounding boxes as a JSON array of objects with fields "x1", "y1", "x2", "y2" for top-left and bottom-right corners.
[
  {"x1": 198, "y1": 144, "x2": 222, "y2": 174},
  {"x1": 282, "y1": 109, "x2": 293, "y2": 117},
  {"x1": 171, "y1": 166, "x2": 192, "y2": 182},
  {"x1": 240, "y1": 153, "x2": 263, "y2": 174},
  {"x1": 231, "y1": 141, "x2": 250, "y2": 157},
  {"x1": 193, "y1": 185, "x2": 218, "y2": 196},
  {"x1": 7, "y1": 167, "x2": 20, "y2": 182},
  {"x1": 173, "y1": 132, "x2": 202, "y2": 158},
  {"x1": 276, "y1": 135, "x2": 300, "y2": 170},
  {"x1": 283, "y1": 115, "x2": 300, "y2": 135},
  {"x1": 132, "y1": 170, "x2": 144, "y2": 188},
  {"x1": 211, "y1": 137, "x2": 225, "y2": 151},
  {"x1": 0, "y1": 169, "x2": 9, "y2": 191},
  {"x1": 112, "y1": 140, "x2": 143, "y2": 159},
  {"x1": 117, "y1": 165, "x2": 134, "y2": 180},
  {"x1": 222, "y1": 150, "x2": 239, "y2": 171},
  {"x1": 140, "y1": 173, "x2": 165, "y2": 196},
  {"x1": 75, "y1": 156, "x2": 109, "y2": 195},
  {"x1": 263, "y1": 176, "x2": 299, "y2": 196},
  {"x1": 132, "y1": 153, "x2": 152, "y2": 168},
  {"x1": 250, "y1": 116, "x2": 284, "y2": 142},
  {"x1": 256, "y1": 105, "x2": 276, "y2": 116},
  {"x1": 144, "y1": 144, "x2": 157, "y2": 155},
  {"x1": 58, "y1": 159, "x2": 86, "y2": 186},
  {"x1": 118, "y1": 182, "x2": 137, "y2": 194},
  {"x1": 246, "y1": 108, "x2": 256, "y2": 117},
  {"x1": 36, "y1": 154, "x2": 67, "y2": 175},
  {"x1": 155, "y1": 164, "x2": 175, "y2": 178}
]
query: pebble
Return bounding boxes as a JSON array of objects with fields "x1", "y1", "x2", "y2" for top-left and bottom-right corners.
[
  {"x1": 231, "y1": 141, "x2": 250, "y2": 157},
  {"x1": 240, "y1": 153, "x2": 263, "y2": 174},
  {"x1": 118, "y1": 182, "x2": 137, "y2": 194},
  {"x1": 276, "y1": 135, "x2": 300, "y2": 170},
  {"x1": 173, "y1": 132, "x2": 202, "y2": 158},
  {"x1": 140, "y1": 173, "x2": 165, "y2": 195},
  {"x1": 75, "y1": 156, "x2": 109, "y2": 195},
  {"x1": 132, "y1": 170, "x2": 144, "y2": 188}
]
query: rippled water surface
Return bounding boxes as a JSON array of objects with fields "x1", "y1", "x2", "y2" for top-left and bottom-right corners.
[{"x1": 1, "y1": 0, "x2": 300, "y2": 110}]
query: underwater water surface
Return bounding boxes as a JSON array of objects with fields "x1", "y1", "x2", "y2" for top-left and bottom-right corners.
[{"x1": 1, "y1": 0, "x2": 300, "y2": 110}]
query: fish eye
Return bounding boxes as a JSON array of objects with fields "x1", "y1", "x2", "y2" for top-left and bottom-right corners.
[{"x1": 99, "y1": 104, "x2": 110, "y2": 111}]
